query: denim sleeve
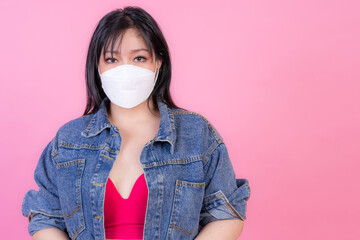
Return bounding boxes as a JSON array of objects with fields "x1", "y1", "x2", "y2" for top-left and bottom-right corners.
[
  {"x1": 199, "y1": 142, "x2": 251, "y2": 229},
  {"x1": 21, "y1": 137, "x2": 67, "y2": 236}
]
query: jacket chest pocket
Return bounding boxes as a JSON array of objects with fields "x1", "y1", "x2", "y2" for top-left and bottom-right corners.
[
  {"x1": 166, "y1": 179, "x2": 205, "y2": 240},
  {"x1": 56, "y1": 159, "x2": 86, "y2": 239}
]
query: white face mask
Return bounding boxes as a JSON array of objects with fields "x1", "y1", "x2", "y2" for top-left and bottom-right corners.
[{"x1": 98, "y1": 61, "x2": 159, "y2": 108}]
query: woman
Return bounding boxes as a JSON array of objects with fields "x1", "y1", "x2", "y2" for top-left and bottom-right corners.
[{"x1": 21, "y1": 6, "x2": 250, "y2": 240}]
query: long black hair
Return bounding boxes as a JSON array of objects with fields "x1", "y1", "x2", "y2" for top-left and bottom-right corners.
[{"x1": 83, "y1": 6, "x2": 186, "y2": 116}]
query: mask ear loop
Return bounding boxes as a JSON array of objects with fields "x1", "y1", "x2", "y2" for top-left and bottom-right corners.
[{"x1": 154, "y1": 60, "x2": 159, "y2": 83}]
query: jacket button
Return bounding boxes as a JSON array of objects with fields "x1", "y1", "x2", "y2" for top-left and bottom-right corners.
[{"x1": 92, "y1": 183, "x2": 104, "y2": 187}]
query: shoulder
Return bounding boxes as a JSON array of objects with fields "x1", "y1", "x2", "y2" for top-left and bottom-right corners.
[
  {"x1": 53, "y1": 114, "x2": 94, "y2": 142},
  {"x1": 171, "y1": 107, "x2": 224, "y2": 145}
]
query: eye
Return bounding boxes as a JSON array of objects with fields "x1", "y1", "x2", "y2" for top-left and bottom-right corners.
[
  {"x1": 105, "y1": 58, "x2": 118, "y2": 63},
  {"x1": 134, "y1": 56, "x2": 147, "y2": 62}
]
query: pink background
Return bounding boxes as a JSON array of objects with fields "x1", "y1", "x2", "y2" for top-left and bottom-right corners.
[{"x1": 1, "y1": 0, "x2": 359, "y2": 239}]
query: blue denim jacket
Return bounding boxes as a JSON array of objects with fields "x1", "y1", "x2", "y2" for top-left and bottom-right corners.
[{"x1": 21, "y1": 96, "x2": 251, "y2": 240}]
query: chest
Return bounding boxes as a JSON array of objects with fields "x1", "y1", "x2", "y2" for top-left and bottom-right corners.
[{"x1": 107, "y1": 128, "x2": 157, "y2": 199}]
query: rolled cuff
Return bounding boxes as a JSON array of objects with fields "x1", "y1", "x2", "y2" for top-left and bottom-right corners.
[
  {"x1": 200, "y1": 178, "x2": 250, "y2": 226},
  {"x1": 27, "y1": 211, "x2": 67, "y2": 236}
]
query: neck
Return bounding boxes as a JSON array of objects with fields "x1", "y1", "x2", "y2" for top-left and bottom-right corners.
[{"x1": 107, "y1": 99, "x2": 160, "y2": 131}]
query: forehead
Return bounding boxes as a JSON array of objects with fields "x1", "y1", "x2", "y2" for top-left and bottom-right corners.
[{"x1": 104, "y1": 28, "x2": 148, "y2": 52}]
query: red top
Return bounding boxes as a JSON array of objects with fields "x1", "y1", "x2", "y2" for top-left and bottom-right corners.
[{"x1": 104, "y1": 173, "x2": 148, "y2": 239}]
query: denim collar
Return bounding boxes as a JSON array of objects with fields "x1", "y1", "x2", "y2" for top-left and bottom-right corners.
[{"x1": 81, "y1": 96, "x2": 176, "y2": 154}]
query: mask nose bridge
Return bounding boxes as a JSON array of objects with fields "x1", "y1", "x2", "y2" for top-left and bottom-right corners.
[{"x1": 98, "y1": 61, "x2": 158, "y2": 78}]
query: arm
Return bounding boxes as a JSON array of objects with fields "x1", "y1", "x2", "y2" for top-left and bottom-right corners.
[
  {"x1": 198, "y1": 142, "x2": 250, "y2": 238},
  {"x1": 21, "y1": 137, "x2": 69, "y2": 238},
  {"x1": 32, "y1": 228, "x2": 70, "y2": 240},
  {"x1": 195, "y1": 219, "x2": 244, "y2": 240}
]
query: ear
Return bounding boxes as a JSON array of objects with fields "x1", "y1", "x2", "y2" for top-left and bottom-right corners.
[{"x1": 157, "y1": 59, "x2": 163, "y2": 70}]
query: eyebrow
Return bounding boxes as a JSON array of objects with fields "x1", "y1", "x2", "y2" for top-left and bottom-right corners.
[{"x1": 105, "y1": 48, "x2": 149, "y2": 54}]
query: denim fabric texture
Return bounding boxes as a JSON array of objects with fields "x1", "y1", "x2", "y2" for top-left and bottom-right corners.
[{"x1": 21, "y1": 96, "x2": 251, "y2": 240}]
